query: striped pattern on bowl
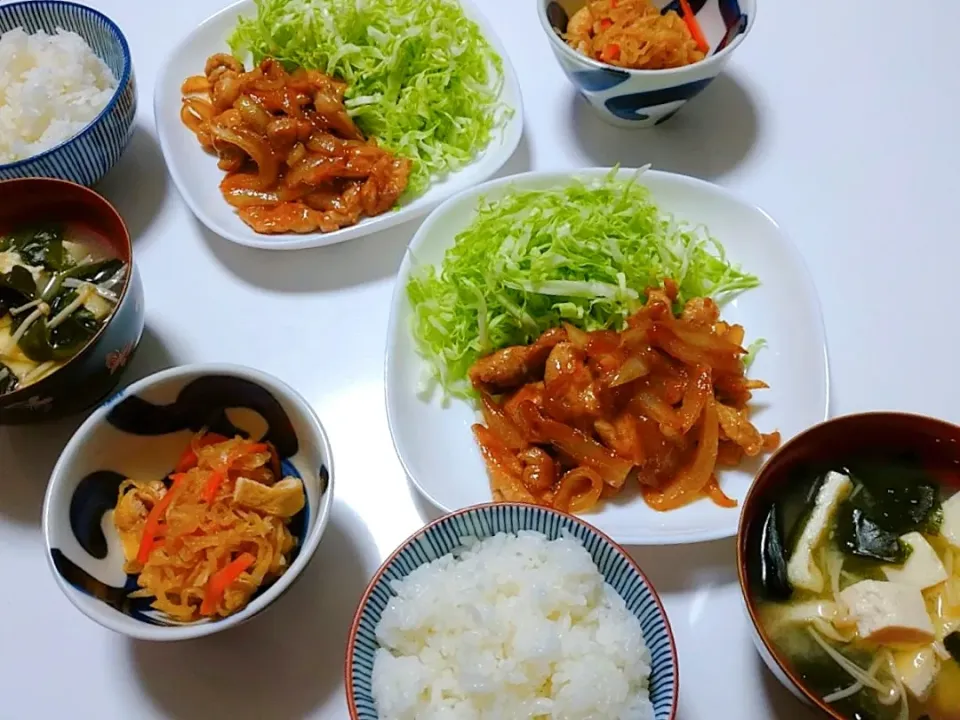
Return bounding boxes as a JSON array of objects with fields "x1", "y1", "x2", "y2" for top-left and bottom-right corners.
[
  {"x1": 0, "y1": 1, "x2": 136, "y2": 186},
  {"x1": 346, "y1": 503, "x2": 679, "y2": 720}
]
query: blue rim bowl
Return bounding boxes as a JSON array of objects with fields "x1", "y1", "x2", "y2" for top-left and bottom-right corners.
[
  {"x1": 0, "y1": 1, "x2": 137, "y2": 185},
  {"x1": 41, "y1": 363, "x2": 335, "y2": 641},
  {"x1": 537, "y1": 0, "x2": 755, "y2": 128},
  {"x1": 346, "y1": 502, "x2": 680, "y2": 719}
]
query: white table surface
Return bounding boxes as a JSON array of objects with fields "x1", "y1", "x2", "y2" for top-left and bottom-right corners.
[{"x1": 2, "y1": 1, "x2": 959, "y2": 718}]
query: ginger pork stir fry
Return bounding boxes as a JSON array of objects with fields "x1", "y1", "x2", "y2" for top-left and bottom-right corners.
[
  {"x1": 113, "y1": 432, "x2": 305, "y2": 621},
  {"x1": 470, "y1": 280, "x2": 780, "y2": 514},
  {"x1": 180, "y1": 55, "x2": 411, "y2": 234}
]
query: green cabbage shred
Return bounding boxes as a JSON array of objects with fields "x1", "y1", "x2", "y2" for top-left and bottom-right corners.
[
  {"x1": 407, "y1": 170, "x2": 761, "y2": 398},
  {"x1": 228, "y1": 0, "x2": 508, "y2": 197}
]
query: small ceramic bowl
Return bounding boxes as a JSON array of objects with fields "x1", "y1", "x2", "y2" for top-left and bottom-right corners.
[
  {"x1": 346, "y1": 502, "x2": 679, "y2": 720},
  {"x1": 0, "y1": 1, "x2": 137, "y2": 186},
  {"x1": 0, "y1": 178, "x2": 144, "y2": 425},
  {"x1": 539, "y1": 0, "x2": 755, "y2": 127},
  {"x1": 736, "y1": 412, "x2": 960, "y2": 716},
  {"x1": 42, "y1": 363, "x2": 335, "y2": 641}
]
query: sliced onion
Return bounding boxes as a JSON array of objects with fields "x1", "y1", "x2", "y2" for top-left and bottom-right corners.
[
  {"x1": 235, "y1": 95, "x2": 272, "y2": 134},
  {"x1": 210, "y1": 123, "x2": 279, "y2": 190},
  {"x1": 608, "y1": 355, "x2": 650, "y2": 387}
]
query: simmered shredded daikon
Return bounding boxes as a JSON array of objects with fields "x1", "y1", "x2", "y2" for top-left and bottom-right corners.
[{"x1": 113, "y1": 434, "x2": 305, "y2": 621}]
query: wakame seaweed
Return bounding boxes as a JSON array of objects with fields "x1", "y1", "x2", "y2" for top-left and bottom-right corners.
[
  {"x1": 789, "y1": 634, "x2": 901, "y2": 720},
  {"x1": 759, "y1": 503, "x2": 792, "y2": 601},
  {"x1": 835, "y1": 503, "x2": 910, "y2": 563},
  {"x1": 0, "y1": 362, "x2": 18, "y2": 394},
  {"x1": 946, "y1": 631, "x2": 960, "y2": 663},
  {"x1": 7, "y1": 223, "x2": 66, "y2": 270},
  {"x1": 846, "y1": 459, "x2": 943, "y2": 535},
  {"x1": 0, "y1": 223, "x2": 126, "y2": 395}
]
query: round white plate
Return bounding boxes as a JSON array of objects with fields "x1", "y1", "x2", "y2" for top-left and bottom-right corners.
[
  {"x1": 154, "y1": 0, "x2": 524, "y2": 251},
  {"x1": 385, "y1": 168, "x2": 830, "y2": 545}
]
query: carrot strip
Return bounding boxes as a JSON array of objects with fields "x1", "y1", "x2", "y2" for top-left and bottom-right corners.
[
  {"x1": 201, "y1": 469, "x2": 225, "y2": 504},
  {"x1": 136, "y1": 474, "x2": 188, "y2": 564},
  {"x1": 678, "y1": 0, "x2": 709, "y2": 53},
  {"x1": 200, "y1": 553, "x2": 256, "y2": 616}
]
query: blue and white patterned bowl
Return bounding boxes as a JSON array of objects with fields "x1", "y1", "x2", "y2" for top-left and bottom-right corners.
[
  {"x1": 346, "y1": 503, "x2": 679, "y2": 720},
  {"x1": 0, "y1": 1, "x2": 136, "y2": 185},
  {"x1": 538, "y1": 0, "x2": 754, "y2": 128},
  {"x1": 41, "y1": 364, "x2": 335, "y2": 641}
]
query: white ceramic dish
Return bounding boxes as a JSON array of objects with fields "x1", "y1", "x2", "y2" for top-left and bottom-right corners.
[
  {"x1": 154, "y1": 0, "x2": 523, "y2": 251},
  {"x1": 385, "y1": 168, "x2": 829, "y2": 546},
  {"x1": 42, "y1": 363, "x2": 334, "y2": 641}
]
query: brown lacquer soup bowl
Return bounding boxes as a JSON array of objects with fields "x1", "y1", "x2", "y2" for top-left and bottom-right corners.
[{"x1": 0, "y1": 178, "x2": 144, "y2": 425}]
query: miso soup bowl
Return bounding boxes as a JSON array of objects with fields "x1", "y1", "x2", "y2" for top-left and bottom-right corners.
[
  {"x1": 0, "y1": 178, "x2": 144, "y2": 425},
  {"x1": 538, "y1": 0, "x2": 755, "y2": 128},
  {"x1": 736, "y1": 412, "x2": 960, "y2": 716},
  {"x1": 42, "y1": 363, "x2": 335, "y2": 641}
]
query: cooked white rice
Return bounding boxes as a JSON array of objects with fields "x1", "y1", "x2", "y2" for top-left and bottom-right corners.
[
  {"x1": 372, "y1": 531, "x2": 653, "y2": 720},
  {"x1": 0, "y1": 27, "x2": 117, "y2": 164}
]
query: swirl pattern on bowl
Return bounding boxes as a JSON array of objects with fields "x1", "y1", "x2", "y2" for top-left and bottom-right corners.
[{"x1": 43, "y1": 366, "x2": 335, "y2": 641}]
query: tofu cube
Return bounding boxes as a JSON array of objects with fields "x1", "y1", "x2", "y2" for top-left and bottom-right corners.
[
  {"x1": 893, "y1": 646, "x2": 939, "y2": 702},
  {"x1": 941, "y1": 493, "x2": 960, "y2": 551},
  {"x1": 787, "y1": 471, "x2": 852, "y2": 593},
  {"x1": 883, "y1": 532, "x2": 948, "y2": 589},
  {"x1": 839, "y1": 580, "x2": 935, "y2": 646}
]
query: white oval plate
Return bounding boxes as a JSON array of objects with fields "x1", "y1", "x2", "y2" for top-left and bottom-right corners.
[
  {"x1": 154, "y1": 0, "x2": 524, "y2": 251},
  {"x1": 385, "y1": 168, "x2": 830, "y2": 545}
]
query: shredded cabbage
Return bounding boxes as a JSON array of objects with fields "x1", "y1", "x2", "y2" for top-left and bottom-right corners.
[
  {"x1": 228, "y1": 0, "x2": 508, "y2": 197},
  {"x1": 407, "y1": 169, "x2": 761, "y2": 397}
]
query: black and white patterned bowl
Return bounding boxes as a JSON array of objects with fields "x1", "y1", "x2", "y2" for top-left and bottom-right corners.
[
  {"x1": 538, "y1": 0, "x2": 754, "y2": 128},
  {"x1": 0, "y1": 1, "x2": 136, "y2": 185},
  {"x1": 346, "y1": 503, "x2": 679, "y2": 719},
  {"x1": 41, "y1": 364, "x2": 335, "y2": 641}
]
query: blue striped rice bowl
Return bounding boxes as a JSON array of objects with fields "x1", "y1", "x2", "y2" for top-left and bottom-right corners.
[
  {"x1": 0, "y1": 1, "x2": 136, "y2": 186},
  {"x1": 346, "y1": 502, "x2": 679, "y2": 720}
]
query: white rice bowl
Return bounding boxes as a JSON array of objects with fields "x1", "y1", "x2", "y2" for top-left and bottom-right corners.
[
  {"x1": 0, "y1": 27, "x2": 117, "y2": 164},
  {"x1": 372, "y1": 531, "x2": 653, "y2": 720}
]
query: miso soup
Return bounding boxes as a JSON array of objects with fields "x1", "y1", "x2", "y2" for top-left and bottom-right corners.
[
  {"x1": 0, "y1": 222, "x2": 127, "y2": 396},
  {"x1": 749, "y1": 453, "x2": 960, "y2": 720}
]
